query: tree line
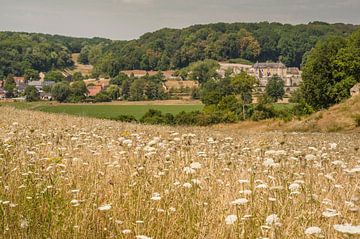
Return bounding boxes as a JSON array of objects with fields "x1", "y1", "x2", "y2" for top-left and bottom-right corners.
[{"x1": 79, "y1": 22, "x2": 358, "y2": 77}]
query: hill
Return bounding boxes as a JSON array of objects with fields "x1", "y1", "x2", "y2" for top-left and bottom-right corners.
[
  {"x1": 1, "y1": 22, "x2": 359, "y2": 78},
  {"x1": 285, "y1": 94, "x2": 360, "y2": 132},
  {"x1": 85, "y1": 21, "x2": 359, "y2": 76}
]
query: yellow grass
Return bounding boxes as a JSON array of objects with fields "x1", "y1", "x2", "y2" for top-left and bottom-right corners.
[
  {"x1": 0, "y1": 107, "x2": 359, "y2": 238},
  {"x1": 286, "y1": 94, "x2": 360, "y2": 133}
]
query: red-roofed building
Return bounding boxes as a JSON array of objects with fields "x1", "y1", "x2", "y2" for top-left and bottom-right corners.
[
  {"x1": 13, "y1": 77, "x2": 26, "y2": 86},
  {"x1": 87, "y1": 85, "x2": 103, "y2": 97}
]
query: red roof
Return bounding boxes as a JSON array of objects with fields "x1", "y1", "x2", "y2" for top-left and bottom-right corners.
[
  {"x1": 13, "y1": 77, "x2": 26, "y2": 85},
  {"x1": 87, "y1": 85, "x2": 103, "y2": 97}
]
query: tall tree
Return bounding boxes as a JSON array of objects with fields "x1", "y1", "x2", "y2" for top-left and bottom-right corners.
[
  {"x1": 231, "y1": 71, "x2": 258, "y2": 119},
  {"x1": 24, "y1": 85, "x2": 40, "y2": 101},
  {"x1": 265, "y1": 75, "x2": 285, "y2": 102}
]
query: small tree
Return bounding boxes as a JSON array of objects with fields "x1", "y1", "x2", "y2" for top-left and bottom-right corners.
[
  {"x1": 265, "y1": 75, "x2": 285, "y2": 102},
  {"x1": 45, "y1": 71, "x2": 66, "y2": 82},
  {"x1": 24, "y1": 85, "x2": 40, "y2": 102},
  {"x1": 231, "y1": 71, "x2": 257, "y2": 120},
  {"x1": 106, "y1": 85, "x2": 121, "y2": 100},
  {"x1": 51, "y1": 82, "x2": 71, "y2": 102},
  {"x1": 72, "y1": 72, "x2": 84, "y2": 81},
  {"x1": 4, "y1": 75, "x2": 16, "y2": 98},
  {"x1": 24, "y1": 69, "x2": 39, "y2": 81}
]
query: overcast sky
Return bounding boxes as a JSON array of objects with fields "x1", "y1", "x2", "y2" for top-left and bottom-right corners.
[{"x1": 0, "y1": 0, "x2": 359, "y2": 40}]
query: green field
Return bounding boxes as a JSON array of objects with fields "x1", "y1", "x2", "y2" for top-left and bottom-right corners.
[{"x1": 0, "y1": 102, "x2": 204, "y2": 120}]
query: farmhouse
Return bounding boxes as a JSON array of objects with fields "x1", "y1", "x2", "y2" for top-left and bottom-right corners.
[
  {"x1": 87, "y1": 85, "x2": 103, "y2": 97},
  {"x1": 350, "y1": 83, "x2": 360, "y2": 96}
]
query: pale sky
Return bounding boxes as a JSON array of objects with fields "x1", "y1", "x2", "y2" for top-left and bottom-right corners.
[{"x1": 0, "y1": 0, "x2": 359, "y2": 40}]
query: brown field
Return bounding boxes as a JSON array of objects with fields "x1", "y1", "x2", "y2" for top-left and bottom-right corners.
[{"x1": 0, "y1": 106, "x2": 359, "y2": 238}]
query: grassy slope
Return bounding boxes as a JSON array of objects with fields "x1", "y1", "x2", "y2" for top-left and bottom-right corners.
[{"x1": 285, "y1": 94, "x2": 360, "y2": 132}]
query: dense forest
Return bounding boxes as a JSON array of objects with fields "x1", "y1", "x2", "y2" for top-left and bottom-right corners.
[
  {"x1": 0, "y1": 31, "x2": 110, "y2": 78},
  {"x1": 81, "y1": 22, "x2": 359, "y2": 77},
  {"x1": 0, "y1": 21, "x2": 358, "y2": 79}
]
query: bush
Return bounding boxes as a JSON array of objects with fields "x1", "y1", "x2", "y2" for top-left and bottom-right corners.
[
  {"x1": 94, "y1": 92, "x2": 112, "y2": 102},
  {"x1": 354, "y1": 115, "x2": 360, "y2": 127},
  {"x1": 140, "y1": 109, "x2": 168, "y2": 125},
  {"x1": 112, "y1": 115, "x2": 137, "y2": 123},
  {"x1": 292, "y1": 100, "x2": 315, "y2": 116}
]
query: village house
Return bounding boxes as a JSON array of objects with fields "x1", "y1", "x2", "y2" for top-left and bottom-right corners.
[
  {"x1": 82, "y1": 78, "x2": 110, "y2": 97},
  {"x1": 87, "y1": 85, "x2": 103, "y2": 97},
  {"x1": 13, "y1": 76, "x2": 27, "y2": 93},
  {"x1": 350, "y1": 83, "x2": 360, "y2": 97}
]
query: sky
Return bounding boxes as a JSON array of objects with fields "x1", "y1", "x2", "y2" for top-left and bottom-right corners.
[{"x1": 0, "y1": 0, "x2": 359, "y2": 40}]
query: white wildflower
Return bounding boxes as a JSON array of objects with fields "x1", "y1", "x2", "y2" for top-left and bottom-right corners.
[
  {"x1": 304, "y1": 226, "x2": 322, "y2": 235},
  {"x1": 322, "y1": 209, "x2": 339, "y2": 218},
  {"x1": 98, "y1": 204, "x2": 111, "y2": 211},
  {"x1": 231, "y1": 198, "x2": 248, "y2": 206},
  {"x1": 333, "y1": 224, "x2": 360, "y2": 234},
  {"x1": 150, "y1": 193, "x2": 161, "y2": 201},
  {"x1": 225, "y1": 214, "x2": 237, "y2": 225},
  {"x1": 265, "y1": 214, "x2": 281, "y2": 227},
  {"x1": 190, "y1": 162, "x2": 202, "y2": 169}
]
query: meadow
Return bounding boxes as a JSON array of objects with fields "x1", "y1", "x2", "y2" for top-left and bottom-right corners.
[
  {"x1": 0, "y1": 102, "x2": 204, "y2": 120},
  {"x1": 0, "y1": 107, "x2": 359, "y2": 238}
]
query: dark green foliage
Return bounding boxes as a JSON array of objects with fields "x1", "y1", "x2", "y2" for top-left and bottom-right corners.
[
  {"x1": 106, "y1": 85, "x2": 121, "y2": 100},
  {"x1": 200, "y1": 77, "x2": 234, "y2": 105},
  {"x1": 292, "y1": 100, "x2": 315, "y2": 116},
  {"x1": 72, "y1": 72, "x2": 84, "y2": 81},
  {"x1": 186, "y1": 60, "x2": 220, "y2": 84},
  {"x1": 24, "y1": 86, "x2": 40, "y2": 102},
  {"x1": 4, "y1": 75, "x2": 16, "y2": 98},
  {"x1": 94, "y1": 92, "x2": 112, "y2": 102},
  {"x1": 70, "y1": 81, "x2": 87, "y2": 101},
  {"x1": 110, "y1": 72, "x2": 129, "y2": 85},
  {"x1": 0, "y1": 32, "x2": 74, "y2": 76},
  {"x1": 265, "y1": 75, "x2": 285, "y2": 102},
  {"x1": 45, "y1": 71, "x2": 66, "y2": 82},
  {"x1": 24, "y1": 69, "x2": 39, "y2": 81},
  {"x1": 299, "y1": 29, "x2": 360, "y2": 109},
  {"x1": 51, "y1": 82, "x2": 71, "y2": 102},
  {"x1": 112, "y1": 114, "x2": 138, "y2": 123},
  {"x1": 87, "y1": 22, "x2": 358, "y2": 75}
]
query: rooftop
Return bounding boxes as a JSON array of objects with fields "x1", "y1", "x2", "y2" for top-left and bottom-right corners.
[{"x1": 253, "y1": 62, "x2": 286, "y2": 69}]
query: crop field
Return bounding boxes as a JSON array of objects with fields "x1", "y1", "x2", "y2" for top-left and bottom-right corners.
[
  {"x1": 0, "y1": 107, "x2": 359, "y2": 238},
  {"x1": 0, "y1": 102, "x2": 204, "y2": 120}
]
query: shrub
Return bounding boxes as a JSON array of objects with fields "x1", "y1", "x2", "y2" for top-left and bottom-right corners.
[
  {"x1": 293, "y1": 100, "x2": 315, "y2": 116},
  {"x1": 354, "y1": 115, "x2": 360, "y2": 127},
  {"x1": 112, "y1": 114, "x2": 138, "y2": 123},
  {"x1": 94, "y1": 92, "x2": 112, "y2": 102}
]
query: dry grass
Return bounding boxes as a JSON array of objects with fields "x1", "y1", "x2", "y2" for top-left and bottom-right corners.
[
  {"x1": 71, "y1": 53, "x2": 93, "y2": 76},
  {"x1": 0, "y1": 108, "x2": 359, "y2": 238},
  {"x1": 286, "y1": 95, "x2": 360, "y2": 133}
]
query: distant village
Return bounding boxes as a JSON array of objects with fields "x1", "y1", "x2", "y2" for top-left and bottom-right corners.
[{"x1": 0, "y1": 61, "x2": 303, "y2": 100}]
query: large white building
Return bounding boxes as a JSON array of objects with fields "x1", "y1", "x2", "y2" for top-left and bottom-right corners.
[{"x1": 218, "y1": 61, "x2": 302, "y2": 94}]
